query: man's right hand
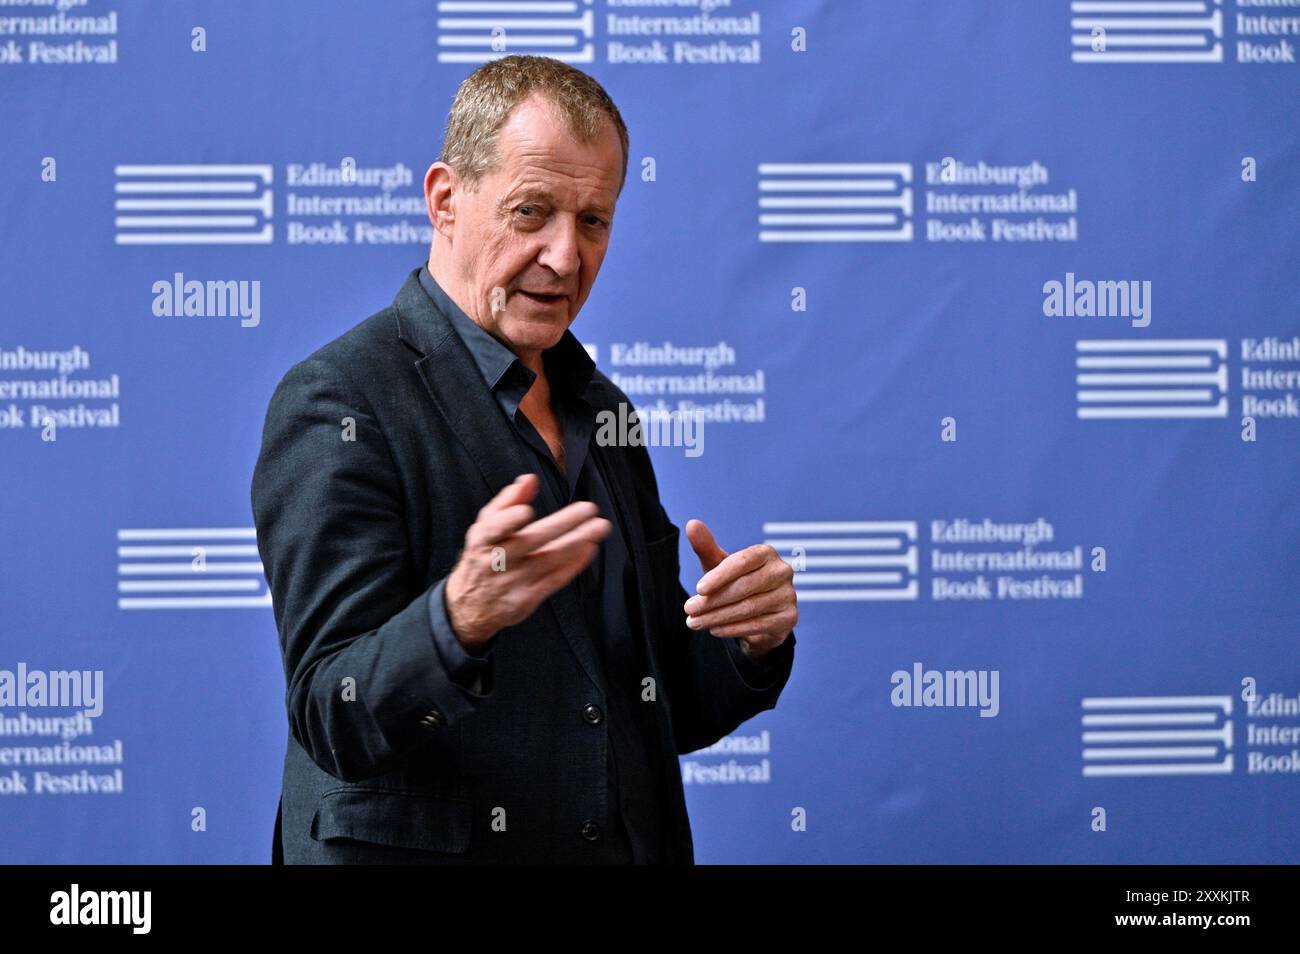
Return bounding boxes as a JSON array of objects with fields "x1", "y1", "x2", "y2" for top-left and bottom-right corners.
[{"x1": 444, "y1": 472, "x2": 612, "y2": 650}]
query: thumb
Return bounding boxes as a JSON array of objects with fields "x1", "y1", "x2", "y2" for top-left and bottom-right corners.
[{"x1": 685, "y1": 519, "x2": 728, "y2": 573}]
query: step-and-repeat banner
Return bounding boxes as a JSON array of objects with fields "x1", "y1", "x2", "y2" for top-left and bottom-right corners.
[{"x1": 1, "y1": 0, "x2": 1297, "y2": 864}]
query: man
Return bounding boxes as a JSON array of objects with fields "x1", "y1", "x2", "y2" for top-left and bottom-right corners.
[{"x1": 251, "y1": 55, "x2": 797, "y2": 864}]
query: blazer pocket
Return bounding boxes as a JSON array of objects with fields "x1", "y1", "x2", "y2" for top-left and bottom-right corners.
[{"x1": 310, "y1": 787, "x2": 473, "y2": 854}]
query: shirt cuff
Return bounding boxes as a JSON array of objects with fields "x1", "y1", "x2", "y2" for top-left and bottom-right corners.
[{"x1": 428, "y1": 576, "x2": 494, "y2": 695}]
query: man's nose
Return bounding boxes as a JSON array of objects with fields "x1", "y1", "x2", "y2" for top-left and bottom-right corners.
[{"x1": 537, "y1": 214, "x2": 581, "y2": 278}]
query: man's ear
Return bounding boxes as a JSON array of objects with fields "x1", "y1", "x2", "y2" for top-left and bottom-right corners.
[{"x1": 424, "y1": 161, "x2": 456, "y2": 236}]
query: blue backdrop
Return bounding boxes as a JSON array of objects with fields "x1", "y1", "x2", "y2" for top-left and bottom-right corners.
[{"x1": 2, "y1": 0, "x2": 1298, "y2": 863}]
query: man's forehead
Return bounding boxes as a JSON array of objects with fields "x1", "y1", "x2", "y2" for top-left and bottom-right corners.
[
  {"x1": 492, "y1": 130, "x2": 620, "y2": 209},
  {"x1": 490, "y1": 99, "x2": 621, "y2": 201}
]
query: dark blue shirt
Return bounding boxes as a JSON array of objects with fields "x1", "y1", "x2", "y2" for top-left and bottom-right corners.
[{"x1": 418, "y1": 264, "x2": 787, "y2": 863}]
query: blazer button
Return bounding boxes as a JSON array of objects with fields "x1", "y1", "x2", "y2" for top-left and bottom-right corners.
[
  {"x1": 580, "y1": 820, "x2": 601, "y2": 841},
  {"x1": 420, "y1": 709, "x2": 445, "y2": 730},
  {"x1": 582, "y1": 703, "x2": 604, "y2": 725}
]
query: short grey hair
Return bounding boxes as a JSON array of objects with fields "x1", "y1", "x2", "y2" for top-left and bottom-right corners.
[{"x1": 439, "y1": 54, "x2": 630, "y2": 197}]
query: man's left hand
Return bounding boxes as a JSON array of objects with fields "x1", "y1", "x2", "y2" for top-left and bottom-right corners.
[{"x1": 681, "y1": 519, "x2": 797, "y2": 659}]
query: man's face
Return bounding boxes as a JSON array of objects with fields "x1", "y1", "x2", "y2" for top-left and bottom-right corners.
[{"x1": 438, "y1": 93, "x2": 622, "y2": 358}]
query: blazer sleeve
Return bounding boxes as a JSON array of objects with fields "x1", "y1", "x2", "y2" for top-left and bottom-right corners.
[
  {"x1": 652, "y1": 515, "x2": 797, "y2": 754},
  {"x1": 251, "y1": 356, "x2": 492, "y2": 783},
  {"x1": 628, "y1": 445, "x2": 797, "y2": 755}
]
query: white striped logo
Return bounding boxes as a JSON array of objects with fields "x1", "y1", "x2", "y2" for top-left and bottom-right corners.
[
  {"x1": 1071, "y1": 0, "x2": 1224, "y2": 64},
  {"x1": 117, "y1": 528, "x2": 272, "y2": 610},
  {"x1": 762, "y1": 521, "x2": 918, "y2": 601},
  {"x1": 435, "y1": 0, "x2": 594, "y2": 64},
  {"x1": 1076, "y1": 339, "x2": 1228, "y2": 419},
  {"x1": 1081, "y1": 695, "x2": 1233, "y2": 776},
  {"x1": 114, "y1": 164, "x2": 274, "y2": 245},
  {"x1": 757, "y1": 163, "x2": 913, "y2": 243}
]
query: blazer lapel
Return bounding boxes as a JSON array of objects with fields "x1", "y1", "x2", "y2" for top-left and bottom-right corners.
[{"x1": 392, "y1": 268, "x2": 607, "y2": 695}]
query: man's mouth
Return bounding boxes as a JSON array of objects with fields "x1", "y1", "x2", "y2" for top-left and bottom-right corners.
[{"x1": 518, "y1": 290, "x2": 566, "y2": 305}]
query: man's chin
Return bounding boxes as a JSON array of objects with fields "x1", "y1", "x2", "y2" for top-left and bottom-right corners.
[{"x1": 501, "y1": 317, "x2": 570, "y2": 353}]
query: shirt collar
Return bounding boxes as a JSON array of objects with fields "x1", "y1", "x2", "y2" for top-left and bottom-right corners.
[{"x1": 418, "y1": 263, "x2": 595, "y2": 399}]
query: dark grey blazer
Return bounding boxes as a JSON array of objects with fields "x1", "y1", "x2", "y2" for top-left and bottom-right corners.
[{"x1": 251, "y1": 266, "x2": 796, "y2": 864}]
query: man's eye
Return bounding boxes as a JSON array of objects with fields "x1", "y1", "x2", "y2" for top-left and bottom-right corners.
[{"x1": 517, "y1": 206, "x2": 538, "y2": 217}]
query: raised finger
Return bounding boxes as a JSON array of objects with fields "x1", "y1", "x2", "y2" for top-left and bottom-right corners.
[
  {"x1": 525, "y1": 515, "x2": 612, "y2": 567},
  {"x1": 509, "y1": 500, "x2": 603, "y2": 554},
  {"x1": 684, "y1": 556, "x2": 790, "y2": 615},
  {"x1": 468, "y1": 501, "x2": 536, "y2": 549},
  {"x1": 694, "y1": 544, "x2": 775, "y2": 597},
  {"x1": 478, "y1": 472, "x2": 539, "y2": 520},
  {"x1": 526, "y1": 538, "x2": 603, "y2": 599},
  {"x1": 687, "y1": 586, "x2": 788, "y2": 631}
]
